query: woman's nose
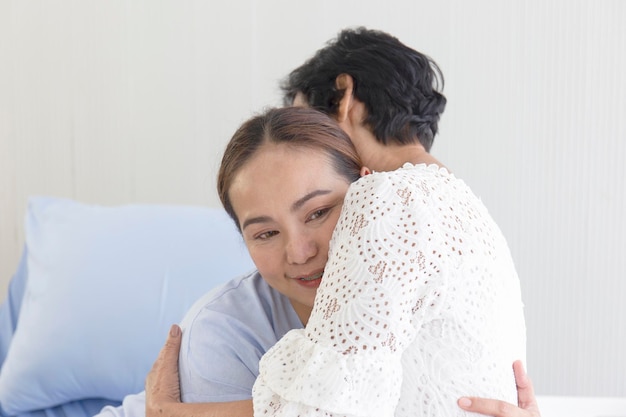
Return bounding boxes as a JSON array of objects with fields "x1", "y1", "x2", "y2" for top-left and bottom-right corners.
[{"x1": 285, "y1": 234, "x2": 318, "y2": 265}]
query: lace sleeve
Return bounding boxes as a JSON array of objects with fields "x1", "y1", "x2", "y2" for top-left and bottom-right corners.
[{"x1": 253, "y1": 171, "x2": 445, "y2": 417}]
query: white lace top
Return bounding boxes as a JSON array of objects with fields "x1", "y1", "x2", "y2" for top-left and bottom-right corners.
[{"x1": 252, "y1": 163, "x2": 526, "y2": 417}]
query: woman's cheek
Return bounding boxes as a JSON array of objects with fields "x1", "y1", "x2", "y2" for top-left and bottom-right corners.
[{"x1": 248, "y1": 245, "x2": 276, "y2": 277}]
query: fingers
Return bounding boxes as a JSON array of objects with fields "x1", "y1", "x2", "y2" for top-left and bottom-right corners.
[
  {"x1": 513, "y1": 360, "x2": 539, "y2": 412},
  {"x1": 513, "y1": 360, "x2": 530, "y2": 390},
  {"x1": 145, "y1": 324, "x2": 183, "y2": 404},
  {"x1": 163, "y1": 324, "x2": 182, "y2": 364},
  {"x1": 148, "y1": 324, "x2": 182, "y2": 376},
  {"x1": 457, "y1": 360, "x2": 541, "y2": 417},
  {"x1": 458, "y1": 396, "x2": 521, "y2": 417}
]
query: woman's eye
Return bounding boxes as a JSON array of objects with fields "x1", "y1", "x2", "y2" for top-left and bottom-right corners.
[
  {"x1": 257, "y1": 230, "x2": 278, "y2": 240},
  {"x1": 308, "y1": 208, "x2": 330, "y2": 221}
]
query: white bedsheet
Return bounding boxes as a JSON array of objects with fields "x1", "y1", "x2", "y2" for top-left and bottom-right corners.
[{"x1": 537, "y1": 395, "x2": 626, "y2": 417}]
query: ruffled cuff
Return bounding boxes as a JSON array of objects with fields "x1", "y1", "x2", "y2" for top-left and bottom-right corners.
[{"x1": 253, "y1": 329, "x2": 402, "y2": 417}]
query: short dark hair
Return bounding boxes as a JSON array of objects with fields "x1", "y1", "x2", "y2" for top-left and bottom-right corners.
[{"x1": 282, "y1": 27, "x2": 447, "y2": 152}]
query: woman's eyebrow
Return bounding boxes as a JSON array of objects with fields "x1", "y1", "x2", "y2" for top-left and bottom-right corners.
[
  {"x1": 241, "y1": 190, "x2": 332, "y2": 230},
  {"x1": 291, "y1": 189, "x2": 332, "y2": 212},
  {"x1": 241, "y1": 215, "x2": 272, "y2": 231}
]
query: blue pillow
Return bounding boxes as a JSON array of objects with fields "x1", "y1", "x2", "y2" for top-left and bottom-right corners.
[
  {"x1": 0, "y1": 246, "x2": 27, "y2": 369},
  {"x1": 0, "y1": 196, "x2": 255, "y2": 415}
]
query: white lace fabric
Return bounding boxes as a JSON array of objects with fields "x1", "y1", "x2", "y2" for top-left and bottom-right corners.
[{"x1": 253, "y1": 164, "x2": 526, "y2": 417}]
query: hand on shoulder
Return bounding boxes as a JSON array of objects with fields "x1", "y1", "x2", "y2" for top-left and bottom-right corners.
[
  {"x1": 145, "y1": 325, "x2": 183, "y2": 417},
  {"x1": 457, "y1": 361, "x2": 541, "y2": 417}
]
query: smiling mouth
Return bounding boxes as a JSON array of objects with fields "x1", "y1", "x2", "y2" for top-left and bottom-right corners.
[{"x1": 299, "y1": 271, "x2": 323, "y2": 281}]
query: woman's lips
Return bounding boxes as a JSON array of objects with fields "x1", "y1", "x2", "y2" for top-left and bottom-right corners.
[
  {"x1": 298, "y1": 271, "x2": 323, "y2": 281},
  {"x1": 292, "y1": 271, "x2": 323, "y2": 288}
]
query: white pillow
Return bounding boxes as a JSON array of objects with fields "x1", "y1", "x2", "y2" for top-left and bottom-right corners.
[{"x1": 0, "y1": 196, "x2": 255, "y2": 414}]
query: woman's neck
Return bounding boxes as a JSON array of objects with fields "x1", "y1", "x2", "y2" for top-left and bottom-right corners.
[
  {"x1": 361, "y1": 141, "x2": 443, "y2": 172},
  {"x1": 290, "y1": 299, "x2": 312, "y2": 326}
]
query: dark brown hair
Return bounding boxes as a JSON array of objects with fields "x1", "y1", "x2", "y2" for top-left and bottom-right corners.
[
  {"x1": 282, "y1": 27, "x2": 446, "y2": 151},
  {"x1": 217, "y1": 107, "x2": 362, "y2": 230}
]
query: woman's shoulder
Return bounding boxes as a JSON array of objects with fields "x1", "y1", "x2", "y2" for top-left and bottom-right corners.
[
  {"x1": 179, "y1": 270, "x2": 301, "y2": 339},
  {"x1": 354, "y1": 162, "x2": 453, "y2": 185},
  {"x1": 347, "y1": 163, "x2": 460, "y2": 201},
  {"x1": 178, "y1": 270, "x2": 300, "y2": 402}
]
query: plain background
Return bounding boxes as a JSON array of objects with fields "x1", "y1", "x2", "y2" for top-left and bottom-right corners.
[{"x1": 1, "y1": 0, "x2": 624, "y2": 397}]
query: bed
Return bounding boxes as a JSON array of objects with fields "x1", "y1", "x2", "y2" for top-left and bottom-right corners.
[
  {"x1": 537, "y1": 396, "x2": 626, "y2": 417},
  {"x1": 0, "y1": 196, "x2": 255, "y2": 417}
]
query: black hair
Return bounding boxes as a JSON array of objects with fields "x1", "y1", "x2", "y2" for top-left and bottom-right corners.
[{"x1": 281, "y1": 27, "x2": 447, "y2": 152}]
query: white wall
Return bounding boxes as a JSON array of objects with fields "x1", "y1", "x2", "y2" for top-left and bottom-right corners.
[{"x1": 1, "y1": 0, "x2": 624, "y2": 397}]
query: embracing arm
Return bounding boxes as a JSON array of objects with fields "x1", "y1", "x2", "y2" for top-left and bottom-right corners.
[
  {"x1": 147, "y1": 326, "x2": 540, "y2": 417},
  {"x1": 145, "y1": 324, "x2": 253, "y2": 417},
  {"x1": 458, "y1": 360, "x2": 541, "y2": 417}
]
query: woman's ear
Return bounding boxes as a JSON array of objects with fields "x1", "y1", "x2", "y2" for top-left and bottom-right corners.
[
  {"x1": 335, "y1": 74, "x2": 354, "y2": 123},
  {"x1": 360, "y1": 166, "x2": 371, "y2": 177}
]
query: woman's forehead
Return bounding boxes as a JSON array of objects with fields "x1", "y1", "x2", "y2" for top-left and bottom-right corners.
[
  {"x1": 242, "y1": 140, "x2": 356, "y2": 188},
  {"x1": 254, "y1": 141, "x2": 321, "y2": 161},
  {"x1": 230, "y1": 142, "x2": 350, "y2": 201},
  {"x1": 229, "y1": 144, "x2": 349, "y2": 218}
]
